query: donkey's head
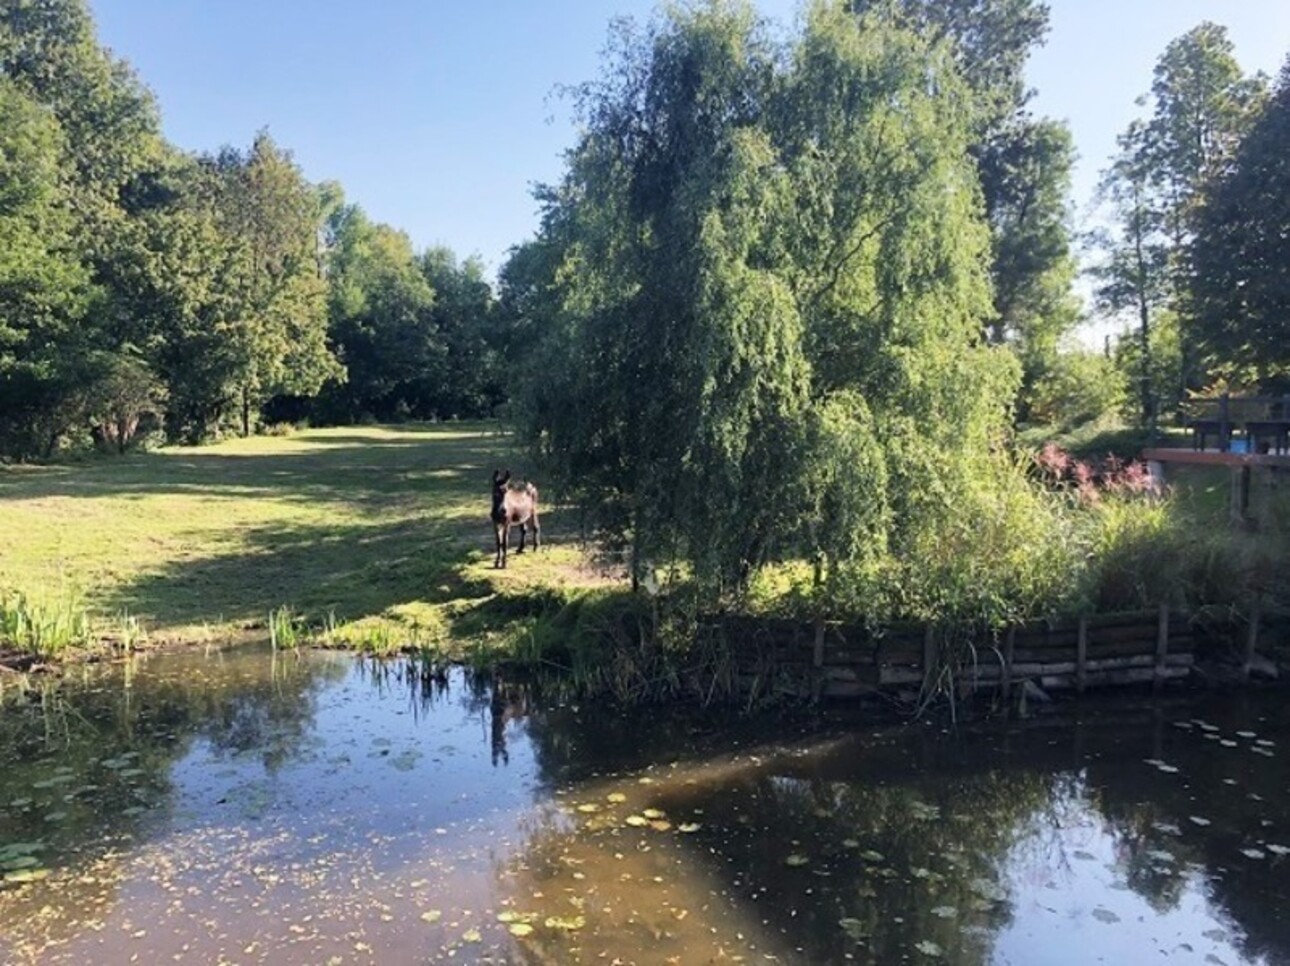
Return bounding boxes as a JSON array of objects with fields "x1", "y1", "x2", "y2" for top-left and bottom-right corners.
[{"x1": 491, "y1": 468, "x2": 511, "y2": 507}]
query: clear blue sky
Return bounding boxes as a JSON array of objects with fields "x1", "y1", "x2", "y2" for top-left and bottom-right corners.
[{"x1": 91, "y1": 1, "x2": 1290, "y2": 284}]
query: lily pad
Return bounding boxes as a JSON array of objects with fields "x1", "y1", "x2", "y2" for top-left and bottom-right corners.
[{"x1": 839, "y1": 918, "x2": 867, "y2": 940}]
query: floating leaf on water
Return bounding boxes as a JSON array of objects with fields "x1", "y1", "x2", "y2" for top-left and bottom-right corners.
[
  {"x1": 576, "y1": 804, "x2": 600, "y2": 814},
  {"x1": 1153, "y1": 822, "x2": 1182, "y2": 837},
  {"x1": 3, "y1": 868, "x2": 49, "y2": 884},
  {"x1": 420, "y1": 910, "x2": 442, "y2": 923},
  {"x1": 1220, "y1": 740, "x2": 1238, "y2": 748},
  {"x1": 508, "y1": 923, "x2": 534, "y2": 937},
  {"x1": 544, "y1": 915, "x2": 585, "y2": 931},
  {"x1": 678, "y1": 823, "x2": 701, "y2": 833},
  {"x1": 1256, "y1": 739, "x2": 1275, "y2": 748},
  {"x1": 649, "y1": 820, "x2": 672, "y2": 832},
  {"x1": 915, "y1": 940, "x2": 943, "y2": 957},
  {"x1": 1189, "y1": 816, "x2": 1212, "y2": 827},
  {"x1": 1236, "y1": 731, "x2": 1256, "y2": 739},
  {"x1": 42, "y1": 812, "x2": 67, "y2": 823},
  {"x1": 1146, "y1": 850, "x2": 1175, "y2": 863},
  {"x1": 931, "y1": 906, "x2": 957, "y2": 919},
  {"x1": 625, "y1": 815, "x2": 649, "y2": 828},
  {"x1": 909, "y1": 801, "x2": 941, "y2": 821},
  {"x1": 785, "y1": 854, "x2": 810, "y2": 867},
  {"x1": 1157, "y1": 764, "x2": 1179, "y2": 774},
  {"x1": 497, "y1": 911, "x2": 519, "y2": 923},
  {"x1": 1092, "y1": 907, "x2": 1121, "y2": 924},
  {"x1": 462, "y1": 928, "x2": 482, "y2": 943},
  {"x1": 606, "y1": 793, "x2": 627, "y2": 804},
  {"x1": 1240, "y1": 848, "x2": 1266, "y2": 860},
  {"x1": 842, "y1": 839, "x2": 860, "y2": 849},
  {"x1": 969, "y1": 878, "x2": 1007, "y2": 902},
  {"x1": 1267, "y1": 844, "x2": 1290, "y2": 857},
  {"x1": 839, "y1": 918, "x2": 867, "y2": 940},
  {"x1": 860, "y1": 851, "x2": 885, "y2": 863},
  {"x1": 911, "y1": 867, "x2": 932, "y2": 878},
  {"x1": 642, "y1": 808, "x2": 665, "y2": 820}
]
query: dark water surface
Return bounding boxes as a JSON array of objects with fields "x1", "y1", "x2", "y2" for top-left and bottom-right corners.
[{"x1": 1, "y1": 647, "x2": 1288, "y2": 965}]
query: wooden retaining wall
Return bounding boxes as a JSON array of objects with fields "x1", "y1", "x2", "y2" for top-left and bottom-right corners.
[{"x1": 700, "y1": 607, "x2": 1225, "y2": 701}]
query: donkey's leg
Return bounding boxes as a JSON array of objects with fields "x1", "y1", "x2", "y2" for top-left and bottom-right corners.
[
  {"x1": 532, "y1": 512, "x2": 540, "y2": 552},
  {"x1": 517, "y1": 522, "x2": 527, "y2": 554},
  {"x1": 494, "y1": 524, "x2": 503, "y2": 569}
]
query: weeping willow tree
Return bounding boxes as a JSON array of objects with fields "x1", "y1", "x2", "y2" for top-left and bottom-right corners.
[{"x1": 509, "y1": 0, "x2": 1033, "y2": 619}]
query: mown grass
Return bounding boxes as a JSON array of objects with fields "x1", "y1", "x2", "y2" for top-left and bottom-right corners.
[{"x1": 0, "y1": 424, "x2": 622, "y2": 661}]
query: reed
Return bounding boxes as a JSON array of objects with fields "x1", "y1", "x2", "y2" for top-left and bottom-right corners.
[{"x1": 0, "y1": 587, "x2": 92, "y2": 657}]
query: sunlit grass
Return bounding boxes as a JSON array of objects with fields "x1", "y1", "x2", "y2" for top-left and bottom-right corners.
[{"x1": 0, "y1": 424, "x2": 617, "y2": 658}]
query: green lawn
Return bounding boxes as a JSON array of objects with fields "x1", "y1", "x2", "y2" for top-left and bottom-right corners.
[{"x1": 0, "y1": 424, "x2": 610, "y2": 653}]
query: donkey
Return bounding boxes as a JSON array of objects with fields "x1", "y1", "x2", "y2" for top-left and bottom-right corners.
[{"x1": 491, "y1": 469, "x2": 540, "y2": 568}]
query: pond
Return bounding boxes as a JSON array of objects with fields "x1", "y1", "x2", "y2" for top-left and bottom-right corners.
[{"x1": 1, "y1": 646, "x2": 1288, "y2": 964}]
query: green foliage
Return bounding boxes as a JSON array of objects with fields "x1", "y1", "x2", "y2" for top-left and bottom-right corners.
[
  {"x1": 1095, "y1": 23, "x2": 1267, "y2": 424},
  {"x1": 0, "y1": 1, "x2": 503, "y2": 455},
  {"x1": 1190, "y1": 59, "x2": 1290, "y2": 382},
  {"x1": 1026, "y1": 349, "x2": 1128, "y2": 431},
  {"x1": 848, "y1": 0, "x2": 1080, "y2": 406},
  {"x1": 0, "y1": 587, "x2": 92, "y2": 658},
  {"x1": 513, "y1": 1, "x2": 1019, "y2": 602}
]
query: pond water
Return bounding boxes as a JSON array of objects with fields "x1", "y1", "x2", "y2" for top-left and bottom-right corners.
[{"x1": 1, "y1": 646, "x2": 1288, "y2": 965}]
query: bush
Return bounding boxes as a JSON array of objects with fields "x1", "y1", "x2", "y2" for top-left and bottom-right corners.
[{"x1": 1027, "y1": 350, "x2": 1128, "y2": 431}]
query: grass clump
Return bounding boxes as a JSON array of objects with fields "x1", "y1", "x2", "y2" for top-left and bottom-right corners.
[{"x1": 0, "y1": 587, "x2": 92, "y2": 658}]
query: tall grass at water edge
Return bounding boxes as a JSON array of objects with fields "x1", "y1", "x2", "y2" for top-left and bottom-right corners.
[{"x1": 0, "y1": 588, "x2": 92, "y2": 658}]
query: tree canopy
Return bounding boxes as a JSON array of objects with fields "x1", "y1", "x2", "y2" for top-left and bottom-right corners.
[{"x1": 509, "y1": 0, "x2": 1020, "y2": 597}]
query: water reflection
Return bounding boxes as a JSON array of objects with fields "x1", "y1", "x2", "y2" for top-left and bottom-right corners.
[{"x1": 0, "y1": 648, "x2": 1286, "y2": 964}]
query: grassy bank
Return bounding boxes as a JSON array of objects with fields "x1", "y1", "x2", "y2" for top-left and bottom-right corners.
[{"x1": 0, "y1": 424, "x2": 622, "y2": 662}]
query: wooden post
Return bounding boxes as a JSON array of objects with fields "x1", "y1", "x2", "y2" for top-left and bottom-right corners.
[
  {"x1": 1001, "y1": 627, "x2": 1015, "y2": 700},
  {"x1": 1220, "y1": 392, "x2": 1231, "y2": 452},
  {"x1": 1242, "y1": 597, "x2": 1262, "y2": 682},
  {"x1": 1154, "y1": 603, "x2": 1170, "y2": 691},
  {"x1": 1076, "y1": 617, "x2": 1088, "y2": 694},
  {"x1": 1230, "y1": 465, "x2": 1251, "y2": 524}
]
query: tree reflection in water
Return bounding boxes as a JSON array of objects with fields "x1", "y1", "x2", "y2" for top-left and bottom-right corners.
[{"x1": 1, "y1": 653, "x2": 1285, "y2": 964}]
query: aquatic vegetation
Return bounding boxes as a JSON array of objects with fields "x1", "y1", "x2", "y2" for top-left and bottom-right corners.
[{"x1": 0, "y1": 587, "x2": 92, "y2": 658}]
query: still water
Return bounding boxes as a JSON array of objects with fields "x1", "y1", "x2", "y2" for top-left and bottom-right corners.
[{"x1": 1, "y1": 646, "x2": 1288, "y2": 965}]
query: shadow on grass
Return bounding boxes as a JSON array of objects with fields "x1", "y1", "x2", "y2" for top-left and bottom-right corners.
[
  {"x1": 98, "y1": 503, "x2": 587, "y2": 635},
  {"x1": 0, "y1": 432, "x2": 519, "y2": 511}
]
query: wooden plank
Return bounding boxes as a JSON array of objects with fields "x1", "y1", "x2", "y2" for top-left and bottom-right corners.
[
  {"x1": 1155, "y1": 603, "x2": 1170, "y2": 691},
  {"x1": 1076, "y1": 617, "x2": 1088, "y2": 694},
  {"x1": 1243, "y1": 598, "x2": 1261, "y2": 682}
]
